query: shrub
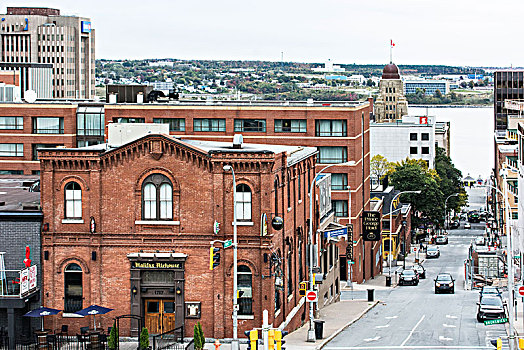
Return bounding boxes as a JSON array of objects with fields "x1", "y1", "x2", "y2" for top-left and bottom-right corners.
[{"x1": 139, "y1": 327, "x2": 150, "y2": 350}]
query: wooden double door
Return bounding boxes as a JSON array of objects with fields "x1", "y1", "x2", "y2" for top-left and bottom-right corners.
[{"x1": 144, "y1": 299, "x2": 176, "y2": 334}]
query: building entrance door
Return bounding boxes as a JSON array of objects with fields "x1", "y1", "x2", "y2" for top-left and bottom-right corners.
[{"x1": 144, "y1": 299, "x2": 176, "y2": 334}]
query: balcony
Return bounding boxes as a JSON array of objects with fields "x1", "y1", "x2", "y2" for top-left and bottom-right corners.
[{"x1": 0, "y1": 267, "x2": 38, "y2": 299}]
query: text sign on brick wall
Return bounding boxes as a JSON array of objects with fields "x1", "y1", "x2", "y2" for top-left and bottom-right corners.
[
  {"x1": 131, "y1": 261, "x2": 183, "y2": 269},
  {"x1": 362, "y1": 211, "x2": 381, "y2": 241}
]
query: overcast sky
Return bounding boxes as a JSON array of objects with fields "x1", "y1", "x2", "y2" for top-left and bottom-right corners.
[{"x1": 5, "y1": 1, "x2": 523, "y2": 67}]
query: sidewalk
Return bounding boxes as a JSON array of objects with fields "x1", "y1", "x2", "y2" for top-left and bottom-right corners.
[{"x1": 198, "y1": 254, "x2": 426, "y2": 350}]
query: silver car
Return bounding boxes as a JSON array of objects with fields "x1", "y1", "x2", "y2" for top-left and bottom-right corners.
[{"x1": 426, "y1": 246, "x2": 440, "y2": 258}]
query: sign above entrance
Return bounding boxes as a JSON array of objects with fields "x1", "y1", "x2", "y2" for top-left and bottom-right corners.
[{"x1": 131, "y1": 261, "x2": 183, "y2": 269}]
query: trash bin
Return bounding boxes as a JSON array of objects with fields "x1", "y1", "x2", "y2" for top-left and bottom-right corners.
[
  {"x1": 385, "y1": 276, "x2": 392, "y2": 287},
  {"x1": 314, "y1": 320, "x2": 325, "y2": 339},
  {"x1": 367, "y1": 289, "x2": 375, "y2": 302}
]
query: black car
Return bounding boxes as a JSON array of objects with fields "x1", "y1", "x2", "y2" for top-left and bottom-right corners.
[
  {"x1": 435, "y1": 236, "x2": 448, "y2": 245},
  {"x1": 413, "y1": 264, "x2": 426, "y2": 279},
  {"x1": 434, "y1": 273, "x2": 455, "y2": 294},
  {"x1": 479, "y1": 286, "x2": 502, "y2": 301},
  {"x1": 449, "y1": 220, "x2": 460, "y2": 229},
  {"x1": 477, "y1": 296, "x2": 506, "y2": 322},
  {"x1": 399, "y1": 269, "x2": 419, "y2": 286}
]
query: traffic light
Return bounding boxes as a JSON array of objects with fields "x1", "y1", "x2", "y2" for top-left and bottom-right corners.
[
  {"x1": 299, "y1": 282, "x2": 307, "y2": 297},
  {"x1": 275, "y1": 330, "x2": 288, "y2": 350},
  {"x1": 245, "y1": 329, "x2": 258, "y2": 350},
  {"x1": 209, "y1": 246, "x2": 220, "y2": 270}
]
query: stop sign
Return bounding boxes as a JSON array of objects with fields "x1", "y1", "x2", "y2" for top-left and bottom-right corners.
[
  {"x1": 306, "y1": 290, "x2": 318, "y2": 302},
  {"x1": 518, "y1": 286, "x2": 524, "y2": 297}
]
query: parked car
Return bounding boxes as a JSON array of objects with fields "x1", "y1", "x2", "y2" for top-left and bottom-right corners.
[
  {"x1": 477, "y1": 296, "x2": 506, "y2": 322},
  {"x1": 426, "y1": 246, "x2": 440, "y2": 258},
  {"x1": 413, "y1": 264, "x2": 426, "y2": 279},
  {"x1": 479, "y1": 286, "x2": 502, "y2": 301},
  {"x1": 464, "y1": 222, "x2": 471, "y2": 229},
  {"x1": 436, "y1": 236, "x2": 448, "y2": 245},
  {"x1": 475, "y1": 236, "x2": 486, "y2": 246},
  {"x1": 434, "y1": 273, "x2": 455, "y2": 293},
  {"x1": 399, "y1": 269, "x2": 419, "y2": 286},
  {"x1": 449, "y1": 220, "x2": 460, "y2": 229}
]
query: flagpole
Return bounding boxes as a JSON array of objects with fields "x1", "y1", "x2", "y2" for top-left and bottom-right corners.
[{"x1": 390, "y1": 40, "x2": 392, "y2": 64}]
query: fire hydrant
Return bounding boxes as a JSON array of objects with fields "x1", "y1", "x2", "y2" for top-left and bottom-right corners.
[{"x1": 214, "y1": 339, "x2": 221, "y2": 350}]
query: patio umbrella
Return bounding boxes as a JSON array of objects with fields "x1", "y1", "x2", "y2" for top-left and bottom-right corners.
[
  {"x1": 75, "y1": 305, "x2": 113, "y2": 331},
  {"x1": 24, "y1": 307, "x2": 62, "y2": 331}
]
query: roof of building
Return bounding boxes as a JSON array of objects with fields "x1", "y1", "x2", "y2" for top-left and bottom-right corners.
[
  {"x1": 49, "y1": 134, "x2": 318, "y2": 167},
  {"x1": 180, "y1": 139, "x2": 318, "y2": 166},
  {"x1": 0, "y1": 175, "x2": 40, "y2": 212},
  {"x1": 382, "y1": 63, "x2": 400, "y2": 80}
]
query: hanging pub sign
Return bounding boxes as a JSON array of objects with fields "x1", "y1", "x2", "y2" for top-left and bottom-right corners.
[{"x1": 362, "y1": 211, "x2": 381, "y2": 241}]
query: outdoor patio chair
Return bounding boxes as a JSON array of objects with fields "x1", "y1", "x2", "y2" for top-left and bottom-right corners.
[
  {"x1": 56, "y1": 324, "x2": 68, "y2": 336},
  {"x1": 76, "y1": 334, "x2": 87, "y2": 350},
  {"x1": 80, "y1": 326, "x2": 89, "y2": 335},
  {"x1": 46, "y1": 334, "x2": 58, "y2": 350}
]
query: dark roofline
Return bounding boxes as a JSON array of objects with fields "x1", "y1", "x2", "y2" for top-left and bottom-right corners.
[{"x1": 0, "y1": 212, "x2": 43, "y2": 221}]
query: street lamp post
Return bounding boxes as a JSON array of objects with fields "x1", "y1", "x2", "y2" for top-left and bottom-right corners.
[
  {"x1": 223, "y1": 165, "x2": 239, "y2": 350},
  {"x1": 388, "y1": 190, "x2": 421, "y2": 278},
  {"x1": 307, "y1": 161, "x2": 355, "y2": 342},
  {"x1": 480, "y1": 175, "x2": 515, "y2": 350},
  {"x1": 444, "y1": 193, "x2": 459, "y2": 230}
]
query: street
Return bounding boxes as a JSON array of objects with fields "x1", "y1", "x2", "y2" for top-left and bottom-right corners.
[{"x1": 325, "y1": 223, "x2": 507, "y2": 349}]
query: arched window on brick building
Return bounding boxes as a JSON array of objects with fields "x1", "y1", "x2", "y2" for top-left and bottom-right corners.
[
  {"x1": 64, "y1": 182, "x2": 82, "y2": 218},
  {"x1": 64, "y1": 263, "x2": 83, "y2": 313},
  {"x1": 236, "y1": 184, "x2": 252, "y2": 221},
  {"x1": 238, "y1": 265, "x2": 253, "y2": 315},
  {"x1": 142, "y1": 174, "x2": 173, "y2": 220}
]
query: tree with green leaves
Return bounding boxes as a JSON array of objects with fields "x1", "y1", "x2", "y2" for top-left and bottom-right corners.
[
  {"x1": 389, "y1": 149, "x2": 467, "y2": 229},
  {"x1": 193, "y1": 321, "x2": 205, "y2": 350},
  {"x1": 139, "y1": 327, "x2": 150, "y2": 350},
  {"x1": 434, "y1": 89, "x2": 443, "y2": 99},
  {"x1": 108, "y1": 321, "x2": 119, "y2": 350},
  {"x1": 389, "y1": 158, "x2": 443, "y2": 228},
  {"x1": 434, "y1": 147, "x2": 468, "y2": 218}
]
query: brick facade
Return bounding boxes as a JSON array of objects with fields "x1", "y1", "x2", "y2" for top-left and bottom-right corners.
[{"x1": 39, "y1": 134, "x2": 317, "y2": 337}]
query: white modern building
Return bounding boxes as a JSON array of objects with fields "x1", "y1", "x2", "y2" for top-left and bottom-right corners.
[
  {"x1": 370, "y1": 115, "x2": 437, "y2": 168},
  {"x1": 312, "y1": 59, "x2": 345, "y2": 73}
]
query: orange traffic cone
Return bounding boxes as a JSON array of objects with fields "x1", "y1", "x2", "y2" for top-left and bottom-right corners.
[{"x1": 214, "y1": 339, "x2": 221, "y2": 350}]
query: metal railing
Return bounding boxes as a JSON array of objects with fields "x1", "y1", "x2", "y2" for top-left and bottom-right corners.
[
  {"x1": 152, "y1": 325, "x2": 185, "y2": 350},
  {"x1": 0, "y1": 334, "x2": 109, "y2": 350},
  {"x1": 0, "y1": 270, "x2": 21, "y2": 297}
]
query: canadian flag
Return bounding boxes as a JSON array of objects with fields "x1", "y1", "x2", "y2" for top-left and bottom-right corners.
[{"x1": 391, "y1": 40, "x2": 395, "y2": 47}]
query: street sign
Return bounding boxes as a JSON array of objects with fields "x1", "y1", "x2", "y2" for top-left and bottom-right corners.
[
  {"x1": 223, "y1": 240, "x2": 233, "y2": 248},
  {"x1": 518, "y1": 285, "x2": 524, "y2": 297},
  {"x1": 484, "y1": 318, "x2": 508, "y2": 325},
  {"x1": 305, "y1": 290, "x2": 318, "y2": 302}
]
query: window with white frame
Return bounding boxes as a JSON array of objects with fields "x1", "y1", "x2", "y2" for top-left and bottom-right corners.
[
  {"x1": 65, "y1": 182, "x2": 82, "y2": 218},
  {"x1": 142, "y1": 174, "x2": 173, "y2": 220},
  {"x1": 236, "y1": 184, "x2": 252, "y2": 221}
]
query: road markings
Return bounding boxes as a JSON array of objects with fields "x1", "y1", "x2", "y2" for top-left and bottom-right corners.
[
  {"x1": 375, "y1": 325, "x2": 389, "y2": 329},
  {"x1": 385, "y1": 315, "x2": 398, "y2": 319},
  {"x1": 323, "y1": 346, "x2": 490, "y2": 349},
  {"x1": 439, "y1": 336, "x2": 453, "y2": 341},
  {"x1": 363, "y1": 336, "x2": 380, "y2": 342},
  {"x1": 400, "y1": 315, "x2": 426, "y2": 347},
  {"x1": 445, "y1": 315, "x2": 457, "y2": 319},
  {"x1": 442, "y1": 324, "x2": 456, "y2": 328}
]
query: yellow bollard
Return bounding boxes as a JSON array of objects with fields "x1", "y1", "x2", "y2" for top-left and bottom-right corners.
[
  {"x1": 268, "y1": 329, "x2": 275, "y2": 350},
  {"x1": 249, "y1": 330, "x2": 258, "y2": 350},
  {"x1": 275, "y1": 330, "x2": 282, "y2": 350},
  {"x1": 519, "y1": 337, "x2": 524, "y2": 350}
]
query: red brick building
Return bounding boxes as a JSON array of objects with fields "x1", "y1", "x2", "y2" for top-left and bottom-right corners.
[
  {"x1": 103, "y1": 100, "x2": 374, "y2": 282},
  {"x1": 39, "y1": 133, "x2": 319, "y2": 337},
  {"x1": 1, "y1": 99, "x2": 375, "y2": 282},
  {"x1": 0, "y1": 102, "x2": 104, "y2": 175}
]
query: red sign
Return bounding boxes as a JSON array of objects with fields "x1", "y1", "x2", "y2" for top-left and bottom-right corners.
[
  {"x1": 420, "y1": 116, "x2": 428, "y2": 125},
  {"x1": 306, "y1": 290, "x2": 318, "y2": 302},
  {"x1": 518, "y1": 286, "x2": 524, "y2": 297}
]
